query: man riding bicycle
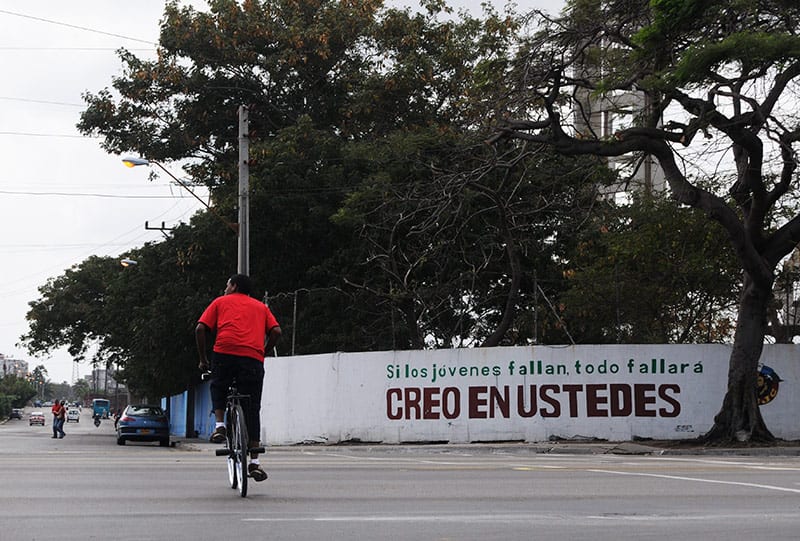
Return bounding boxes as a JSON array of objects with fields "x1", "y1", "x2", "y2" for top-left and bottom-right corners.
[{"x1": 195, "y1": 273, "x2": 281, "y2": 482}]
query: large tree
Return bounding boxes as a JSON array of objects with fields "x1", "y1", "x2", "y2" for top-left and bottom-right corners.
[
  {"x1": 36, "y1": 0, "x2": 541, "y2": 391},
  {"x1": 334, "y1": 128, "x2": 610, "y2": 348},
  {"x1": 0, "y1": 375, "x2": 37, "y2": 412},
  {"x1": 561, "y1": 194, "x2": 741, "y2": 344},
  {"x1": 76, "y1": 0, "x2": 561, "y2": 353},
  {"x1": 489, "y1": 0, "x2": 800, "y2": 443}
]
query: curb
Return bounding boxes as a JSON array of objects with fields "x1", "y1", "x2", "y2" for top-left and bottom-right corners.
[{"x1": 170, "y1": 438, "x2": 800, "y2": 457}]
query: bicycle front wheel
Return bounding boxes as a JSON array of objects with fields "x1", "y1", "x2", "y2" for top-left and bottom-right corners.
[{"x1": 231, "y1": 403, "x2": 249, "y2": 497}]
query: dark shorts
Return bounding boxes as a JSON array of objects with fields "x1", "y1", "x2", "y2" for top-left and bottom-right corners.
[{"x1": 210, "y1": 352, "x2": 265, "y2": 443}]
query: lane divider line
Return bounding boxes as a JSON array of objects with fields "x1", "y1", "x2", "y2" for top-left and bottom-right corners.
[{"x1": 588, "y1": 468, "x2": 800, "y2": 494}]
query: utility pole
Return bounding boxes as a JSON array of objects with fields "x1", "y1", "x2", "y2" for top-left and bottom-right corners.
[{"x1": 238, "y1": 105, "x2": 250, "y2": 275}]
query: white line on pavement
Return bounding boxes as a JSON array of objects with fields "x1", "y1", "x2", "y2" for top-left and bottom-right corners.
[{"x1": 588, "y1": 468, "x2": 800, "y2": 493}]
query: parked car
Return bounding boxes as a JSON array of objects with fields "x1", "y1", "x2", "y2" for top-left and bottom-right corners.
[
  {"x1": 116, "y1": 404, "x2": 170, "y2": 447},
  {"x1": 9, "y1": 408, "x2": 23, "y2": 420},
  {"x1": 29, "y1": 411, "x2": 45, "y2": 426},
  {"x1": 66, "y1": 408, "x2": 80, "y2": 423}
]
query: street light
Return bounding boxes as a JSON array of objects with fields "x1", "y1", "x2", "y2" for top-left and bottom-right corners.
[
  {"x1": 122, "y1": 107, "x2": 250, "y2": 275},
  {"x1": 121, "y1": 157, "x2": 148, "y2": 168},
  {"x1": 121, "y1": 157, "x2": 228, "y2": 226},
  {"x1": 120, "y1": 258, "x2": 138, "y2": 267},
  {"x1": 122, "y1": 157, "x2": 214, "y2": 212}
]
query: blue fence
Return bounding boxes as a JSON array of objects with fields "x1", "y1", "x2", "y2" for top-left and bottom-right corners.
[
  {"x1": 164, "y1": 381, "x2": 214, "y2": 440},
  {"x1": 164, "y1": 392, "x2": 187, "y2": 437},
  {"x1": 194, "y1": 381, "x2": 214, "y2": 439}
]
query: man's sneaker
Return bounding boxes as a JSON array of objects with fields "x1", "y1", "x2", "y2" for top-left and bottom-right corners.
[
  {"x1": 209, "y1": 426, "x2": 226, "y2": 444},
  {"x1": 248, "y1": 463, "x2": 268, "y2": 481}
]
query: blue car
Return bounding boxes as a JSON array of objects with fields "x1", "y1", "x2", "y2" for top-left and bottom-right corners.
[{"x1": 116, "y1": 404, "x2": 170, "y2": 447}]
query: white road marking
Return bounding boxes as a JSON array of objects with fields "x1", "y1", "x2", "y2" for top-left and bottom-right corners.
[
  {"x1": 589, "y1": 468, "x2": 800, "y2": 493},
  {"x1": 243, "y1": 511, "x2": 800, "y2": 523},
  {"x1": 244, "y1": 514, "x2": 571, "y2": 523}
]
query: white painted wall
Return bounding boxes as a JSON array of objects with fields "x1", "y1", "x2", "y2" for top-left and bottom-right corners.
[{"x1": 260, "y1": 344, "x2": 797, "y2": 444}]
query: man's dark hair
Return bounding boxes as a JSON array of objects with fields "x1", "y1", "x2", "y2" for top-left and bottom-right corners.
[{"x1": 228, "y1": 274, "x2": 252, "y2": 295}]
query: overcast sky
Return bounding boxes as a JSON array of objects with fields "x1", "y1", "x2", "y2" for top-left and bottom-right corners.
[{"x1": 0, "y1": 0, "x2": 564, "y2": 385}]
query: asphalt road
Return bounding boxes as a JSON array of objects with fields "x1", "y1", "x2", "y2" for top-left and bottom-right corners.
[{"x1": 3, "y1": 407, "x2": 800, "y2": 540}]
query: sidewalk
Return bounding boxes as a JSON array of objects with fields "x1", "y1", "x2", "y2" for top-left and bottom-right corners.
[{"x1": 172, "y1": 437, "x2": 800, "y2": 457}]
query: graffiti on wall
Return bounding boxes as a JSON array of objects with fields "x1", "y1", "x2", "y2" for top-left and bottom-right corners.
[
  {"x1": 385, "y1": 357, "x2": 704, "y2": 422},
  {"x1": 757, "y1": 365, "x2": 782, "y2": 405}
]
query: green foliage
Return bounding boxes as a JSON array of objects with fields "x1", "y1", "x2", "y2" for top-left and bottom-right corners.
[
  {"x1": 24, "y1": 256, "x2": 119, "y2": 360},
  {"x1": 0, "y1": 375, "x2": 38, "y2": 411},
  {"x1": 333, "y1": 127, "x2": 610, "y2": 347},
  {"x1": 488, "y1": 0, "x2": 800, "y2": 442},
  {"x1": 632, "y1": 0, "x2": 714, "y2": 50},
  {"x1": 671, "y1": 32, "x2": 800, "y2": 85},
  {"x1": 50, "y1": 382, "x2": 73, "y2": 400},
  {"x1": 72, "y1": 379, "x2": 91, "y2": 403},
  {"x1": 625, "y1": 0, "x2": 800, "y2": 90},
  {"x1": 25, "y1": 0, "x2": 771, "y2": 409},
  {"x1": 72, "y1": 0, "x2": 536, "y2": 357},
  {"x1": 561, "y1": 196, "x2": 740, "y2": 343}
]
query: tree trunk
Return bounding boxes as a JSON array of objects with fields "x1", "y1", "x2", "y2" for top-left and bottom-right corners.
[
  {"x1": 480, "y1": 220, "x2": 522, "y2": 347},
  {"x1": 474, "y1": 184, "x2": 522, "y2": 348},
  {"x1": 701, "y1": 275, "x2": 774, "y2": 443},
  {"x1": 398, "y1": 298, "x2": 425, "y2": 349}
]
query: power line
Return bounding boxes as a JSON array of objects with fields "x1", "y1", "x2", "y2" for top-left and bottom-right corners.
[
  {"x1": 1, "y1": 182, "x2": 206, "y2": 190},
  {"x1": 0, "y1": 189, "x2": 197, "y2": 199},
  {"x1": 0, "y1": 199, "x2": 195, "y2": 295},
  {"x1": 0, "y1": 47, "x2": 153, "y2": 51},
  {"x1": 0, "y1": 242, "x2": 139, "y2": 250},
  {"x1": 0, "y1": 9, "x2": 156, "y2": 45},
  {"x1": 0, "y1": 131, "x2": 93, "y2": 138},
  {"x1": 0, "y1": 96, "x2": 83, "y2": 107}
]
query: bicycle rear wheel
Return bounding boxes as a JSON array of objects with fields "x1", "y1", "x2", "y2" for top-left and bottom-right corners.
[
  {"x1": 231, "y1": 403, "x2": 249, "y2": 497},
  {"x1": 225, "y1": 409, "x2": 237, "y2": 490}
]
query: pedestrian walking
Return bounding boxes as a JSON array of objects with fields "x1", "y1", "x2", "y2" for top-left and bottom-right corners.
[{"x1": 52, "y1": 400, "x2": 66, "y2": 438}]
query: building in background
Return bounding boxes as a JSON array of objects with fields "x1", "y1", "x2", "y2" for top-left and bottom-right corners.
[
  {"x1": 573, "y1": 44, "x2": 666, "y2": 198},
  {"x1": 0, "y1": 353, "x2": 29, "y2": 378},
  {"x1": 83, "y1": 367, "x2": 128, "y2": 411},
  {"x1": 83, "y1": 367, "x2": 126, "y2": 394}
]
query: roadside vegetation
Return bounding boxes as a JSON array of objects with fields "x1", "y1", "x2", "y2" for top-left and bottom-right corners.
[{"x1": 19, "y1": 1, "x2": 800, "y2": 444}]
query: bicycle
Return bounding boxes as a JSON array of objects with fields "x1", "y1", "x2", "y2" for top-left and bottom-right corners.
[{"x1": 203, "y1": 373, "x2": 265, "y2": 498}]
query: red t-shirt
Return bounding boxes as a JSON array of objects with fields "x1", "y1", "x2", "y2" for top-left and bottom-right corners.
[{"x1": 198, "y1": 292, "x2": 279, "y2": 362}]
